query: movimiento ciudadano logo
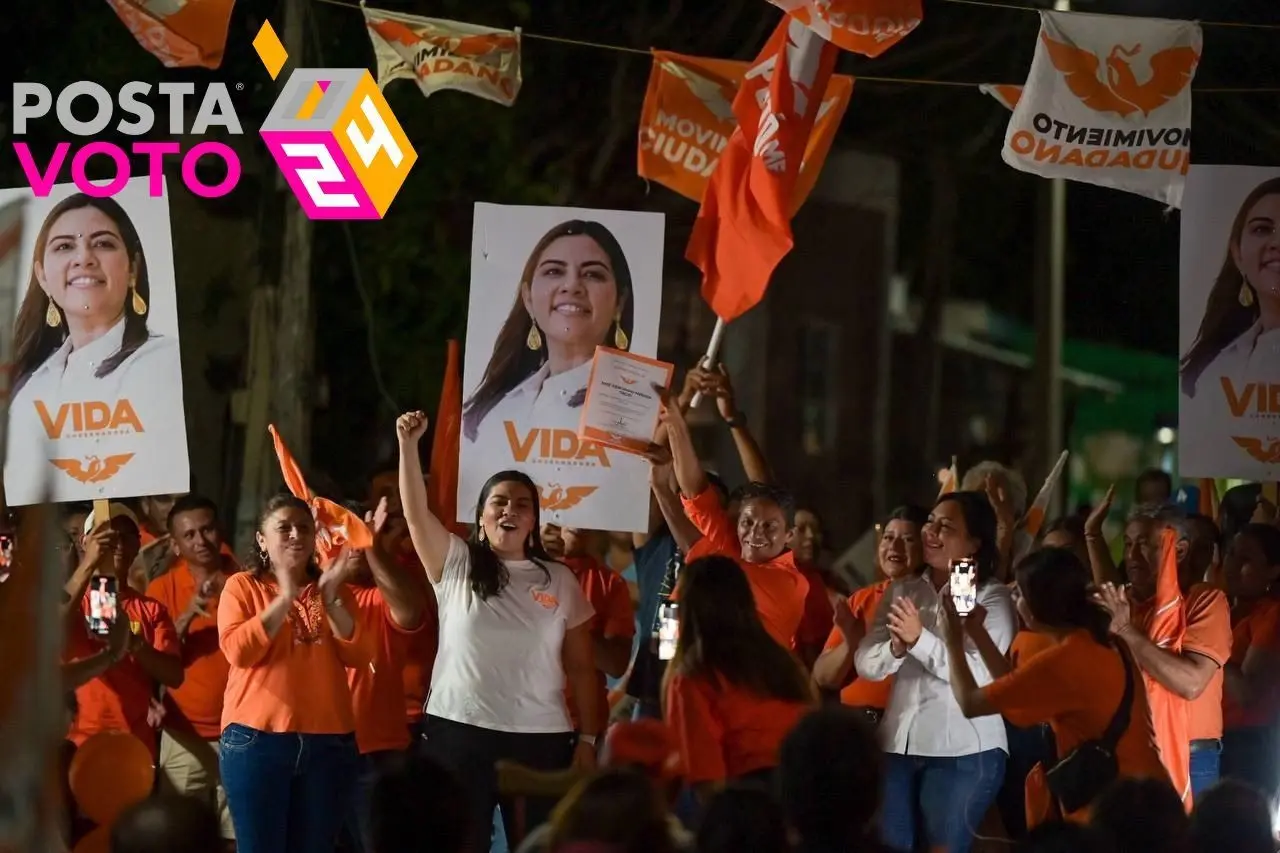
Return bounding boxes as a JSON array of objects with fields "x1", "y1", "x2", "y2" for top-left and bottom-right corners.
[{"x1": 254, "y1": 21, "x2": 417, "y2": 220}]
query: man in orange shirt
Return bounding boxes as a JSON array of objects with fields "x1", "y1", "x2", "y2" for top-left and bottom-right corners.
[
  {"x1": 146, "y1": 495, "x2": 239, "y2": 844},
  {"x1": 1101, "y1": 506, "x2": 1232, "y2": 800},
  {"x1": 63, "y1": 503, "x2": 183, "y2": 763}
]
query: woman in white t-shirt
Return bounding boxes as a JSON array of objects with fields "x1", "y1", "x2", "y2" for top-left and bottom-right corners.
[{"x1": 396, "y1": 410, "x2": 602, "y2": 853}]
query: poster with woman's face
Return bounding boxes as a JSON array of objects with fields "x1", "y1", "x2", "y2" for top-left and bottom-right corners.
[
  {"x1": 1179, "y1": 165, "x2": 1280, "y2": 481},
  {"x1": 460, "y1": 203, "x2": 665, "y2": 533},
  {"x1": 0, "y1": 176, "x2": 190, "y2": 505}
]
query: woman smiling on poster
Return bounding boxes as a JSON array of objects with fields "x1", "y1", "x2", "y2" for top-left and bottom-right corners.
[
  {"x1": 462, "y1": 219, "x2": 635, "y2": 443},
  {"x1": 6, "y1": 193, "x2": 185, "y2": 504}
]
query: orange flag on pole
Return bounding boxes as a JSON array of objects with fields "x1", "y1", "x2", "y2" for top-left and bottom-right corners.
[
  {"x1": 268, "y1": 425, "x2": 373, "y2": 565},
  {"x1": 1141, "y1": 528, "x2": 1192, "y2": 810},
  {"x1": 685, "y1": 16, "x2": 839, "y2": 322},
  {"x1": 429, "y1": 340, "x2": 468, "y2": 536},
  {"x1": 767, "y1": 0, "x2": 923, "y2": 58},
  {"x1": 104, "y1": 0, "x2": 236, "y2": 69}
]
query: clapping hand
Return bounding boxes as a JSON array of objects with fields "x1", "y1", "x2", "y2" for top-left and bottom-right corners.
[{"x1": 887, "y1": 598, "x2": 923, "y2": 648}]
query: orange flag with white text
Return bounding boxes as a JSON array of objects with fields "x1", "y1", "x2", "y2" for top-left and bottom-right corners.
[
  {"x1": 268, "y1": 425, "x2": 374, "y2": 565},
  {"x1": 1142, "y1": 528, "x2": 1192, "y2": 810},
  {"x1": 685, "y1": 17, "x2": 839, "y2": 322},
  {"x1": 429, "y1": 340, "x2": 468, "y2": 536},
  {"x1": 768, "y1": 0, "x2": 922, "y2": 58},
  {"x1": 103, "y1": 0, "x2": 236, "y2": 69},
  {"x1": 638, "y1": 51, "x2": 852, "y2": 209}
]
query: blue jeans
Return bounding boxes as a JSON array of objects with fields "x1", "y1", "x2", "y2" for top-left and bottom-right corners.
[
  {"x1": 1189, "y1": 741, "x2": 1222, "y2": 801},
  {"x1": 220, "y1": 724, "x2": 358, "y2": 853},
  {"x1": 881, "y1": 750, "x2": 1007, "y2": 853}
]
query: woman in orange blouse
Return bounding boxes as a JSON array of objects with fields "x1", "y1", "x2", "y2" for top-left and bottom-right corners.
[
  {"x1": 943, "y1": 547, "x2": 1167, "y2": 825},
  {"x1": 663, "y1": 555, "x2": 816, "y2": 800},
  {"x1": 217, "y1": 493, "x2": 372, "y2": 853}
]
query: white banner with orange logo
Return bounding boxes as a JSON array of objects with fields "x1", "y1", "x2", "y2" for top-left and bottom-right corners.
[
  {"x1": 104, "y1": 0, "x2": 236, "y2": 69},
  {"x1": 362, "y1": 6, "x2": 522, "y2": 107},
  {"x1": 1001, "y1": 11, "x2": 1200, "y2": 207},
  {"x1": 459, "y1": 204, "x2": 664, "y2": 532},
  {"x1": 1178, "y1": 165, "x2": 1280, "y2": 481},
  {"x1": 768, "y1": 0, "x2": 922, "y2": 58},
  {"x1": 0, "y1": 177, "x2": 190, "y2": 505},
  {"x1": 638, "y1": 51, "x2": 853, "y2": 209}
]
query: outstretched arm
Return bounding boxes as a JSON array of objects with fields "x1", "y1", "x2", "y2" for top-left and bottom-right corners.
[{"x1": 397, "y1": 412, "x2": 452, "y2": 584}]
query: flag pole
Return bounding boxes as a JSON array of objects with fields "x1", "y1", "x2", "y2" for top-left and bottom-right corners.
[{"x1": 688, "y1": 317, "x2": 726, "y2": 409}]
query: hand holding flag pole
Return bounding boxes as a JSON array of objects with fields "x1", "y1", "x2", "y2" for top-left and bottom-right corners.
[{"x1": 687, "y1": 318, "x2": 727, "y2": 409}]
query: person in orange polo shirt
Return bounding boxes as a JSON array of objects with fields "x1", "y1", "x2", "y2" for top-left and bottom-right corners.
[
  {"x1": 145, "y1": 494, "x2": 239, "y2": 845},
  {"x1": 1221, "y1": 523, "x2": 1280, "y2": 800},
  {"x1": 656, "y1": 394, "x2": 808, "y2": 649},
  {"x1": 217, "y1": 493, "x2": 372, "y2": 853},
  {"x1": 663, "y1": 555, "x2": 816, "y2": 799},
  {"x1": 813, "y1": 505, "x2": 928, "y2": 722},
  {"x1": 62, "y1": 502, "x2": 183, "y2": 766}
]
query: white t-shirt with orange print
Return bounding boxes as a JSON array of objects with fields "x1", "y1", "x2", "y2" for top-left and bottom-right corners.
[{"x1": 427, "y1": 535, "x2": 594, "y2": 733}]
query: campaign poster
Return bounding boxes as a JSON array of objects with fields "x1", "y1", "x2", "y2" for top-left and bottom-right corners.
[
  {"x1": 0, "y1": 177, "x2": 189, "y2": 505},
  {"x1": 1179, "y1": 165, "x2": 1280, "y2": 481},
  {"x1": 460, "y1": 203, "x2": 665, "y2": 532}
]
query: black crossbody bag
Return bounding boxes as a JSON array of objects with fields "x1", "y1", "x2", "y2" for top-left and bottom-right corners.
[{"x1": 1044, "y1": 644, "x2": 1135, "y2": 813}]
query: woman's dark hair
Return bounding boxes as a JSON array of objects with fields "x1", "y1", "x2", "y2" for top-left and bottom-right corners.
[
  {"x1": 246, "y1": 493, "x2": 320, "y2": 581},
  {"x1": 697, "y1": 783, "x2": 789, "y2": 853},
  {"x1": 13, "y1": 193, "x2": 154, "y2": 397},
  {"x1": 466, "y1": 470, "x2": 552, "y2": 600},
  {"x1": 778, "y1": 707, "x2": 883, "y2": 850},
  {"x1": 1181, "y1": 177, "x2": 1280, "y2": 397},
  {"x1": 887, "y1": 503, "x2": 930, "y2": 529},
  {"x1": 1189, "y1": 780, "x2": 1274, "y2": 853},
  {"x1": 1238, "y1": 522, "x2": 1280, "y2": 568},
  {"x1": 463, "y1": 220, "x2": 634, "y2": 440},
  {"x1": 933, "y1": 491, "x2": 1000, "y2": 584},
  {"x1": 1042, "y1": 514, "x2": 1086, "y2": 542},
  {"x1": 1016, "y1": 821, "x2": 1117, "y2": 853},
  {"x1": 547, "y1": 768, "x2": 674, "y2": 853},
  {"x1": 668, "y1": 555, "x2": 813, "y2": 705},
  {"x1": 1014, "y1": 547, "x2": 1112, "y2": 644},
  {"x1": 1092, "y1": 777, "x2": 1190, "y2": 853}
]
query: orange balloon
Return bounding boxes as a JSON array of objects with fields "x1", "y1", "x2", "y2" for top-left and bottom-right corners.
[
  {"x1": 72, "y1": 825, "x2": 111, "y2": 853},
  {"x1": 68, "y1": 732, "x2": 154, "y2": 825}
]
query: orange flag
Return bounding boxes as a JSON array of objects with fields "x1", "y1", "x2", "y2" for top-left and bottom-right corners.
[
  {"x1": 104, "y1": 0, "x2": 236, "y2": 69},
  {"x1": 1141, "y1": 528, "x2": 1192, "y2": 810},
  {"x1": 268, "y1": 425, "x2": 373, "y2": 565},
  {"x1": 937, "y1": 457, "x2": 958, "y2": 498},
  {"x1": 767, "y1": 0, "x2": 922, "y2": 58},
  {"x1": 685, "y1": 17, "x2": 839, "y2": 322},
  {"x1": 429, "y1": 341, "x2": 468, "y2": 536},
  {"x1": 637, "y1": 51, "x2": 852, "y2": 209},
  {"x1": 980, "y1": 83, "x2": 1023, "y2": 111}
]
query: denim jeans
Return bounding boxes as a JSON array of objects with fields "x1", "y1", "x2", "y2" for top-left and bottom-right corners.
[
  {"x1": 881, "y1": 750, "x2": 1007, "y2": 853},
  {"x1": 1189, "y1": 740, "x2": 1222, "y2": 801},
  {"x1": 220, "y1": 724, "x2": 358, "y2": 853}
]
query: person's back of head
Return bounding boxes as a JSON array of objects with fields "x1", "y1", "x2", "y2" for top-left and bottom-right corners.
[
  {"x1": 1091, "y1": 778, "x2": 1189, "y2": 853},
  {"x1": 368, "y1": 752, "x2": 469, "y2": 853},
  {"x1": 696, "y1": 783, "x2": 788, "y2": 853},
  {"x1": 778, "y1": 707, "x2": 881, "y2": 851},
  {"x1": 548, "y1": 768, "x2": 673, "y2": 853},
  {"x1": 109, "y1": 794, "x2": 220, "y2": 853},
  {"x1": 1190, "y1": 780, "x2": 1274, "y2": 853},
  {"x1": 1016, "y1": 821, "x2": 1117, "y2": 853}
]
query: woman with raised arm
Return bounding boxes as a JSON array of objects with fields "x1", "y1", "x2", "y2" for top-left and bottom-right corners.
[{"x1": 397, "y1": 410, "x2": 602, "y2": 853}]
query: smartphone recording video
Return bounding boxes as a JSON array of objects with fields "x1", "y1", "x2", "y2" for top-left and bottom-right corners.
[
  {"x1": 657, "y1": 602, "x2": 679, "y2": 661},
  {"x1": 87, "y1": 576, "x2": 119, "y2": 636},
  {"x1": 950, "y1": 558, "x2": 977, "y2": 618}
]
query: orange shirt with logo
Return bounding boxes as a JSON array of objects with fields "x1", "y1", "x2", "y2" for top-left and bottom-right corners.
[
  {"x1": 146, "y1": 558, "x2": 239, "y2": 740},
  {"x1": 823, "y1": 580, "x2": 893, "y2": 709},
  {"x1": 562, "y1": 556, "x2": 635, "y2": 728},
  {"x1": 983, "y1": 630, "x2": 1169, "y2": 823},
  {"x1": 348, "y1": 585, "x2": 426, "y2": 754},
  {"x1": 1224, "y1": 597, "x2": 1280, "y2": 730},
  {"x1": 218, "y1": 572, "x2": 373, "y2": 734},
  {"x1": 681, "y1": 487, "x2": 809, "y2": 648},
  {"x1": 64, "y1": 587, "x2": 180, "y2": 759},
  {"x1": 665, "y1": 672, "x2": 810, "y2": 783}
]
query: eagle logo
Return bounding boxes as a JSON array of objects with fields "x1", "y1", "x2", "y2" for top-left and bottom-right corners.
[
  {"x1": 538, "y1": 484, "x2": 598, "y2": 512},
  {"x1": 1040, "y1": 33, "x2": 1199, "y2": 118},
  {"x1": 50, "y1": 454, "x2": 135, "y2": 484},
  {"x1": 1232, "y1": 437, "x2": 1280, "y2": 465},
  {"x1": 659, "y1": 60, "x2": 736, "y2": 125}
]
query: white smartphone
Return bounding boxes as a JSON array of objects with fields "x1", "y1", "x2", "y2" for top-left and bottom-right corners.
[
  {"x1": 657, "y1": 603, "x2": 679, "y2": 661},
  {"x1": 950, "y1": 558, "x2": 977, "y2": 618},
  {"x1": 87, "y1": 576, "x2": 119, "y2": 636}
]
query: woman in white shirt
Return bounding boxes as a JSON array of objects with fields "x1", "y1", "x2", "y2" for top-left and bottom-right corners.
[
  {"x1": 855, "y1": 490, "x2": 1015, "y2": 853},
  {"x1": 397, "y1": 410, "x2": 602, "y2": 853},
  {"x1": 6, "y1": 193, "x2": 185, "y2": 504}
]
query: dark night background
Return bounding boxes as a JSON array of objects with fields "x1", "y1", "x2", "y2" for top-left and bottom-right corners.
[{"x1": 1, "y1": 0, "x2": 1277, "y2": 494}]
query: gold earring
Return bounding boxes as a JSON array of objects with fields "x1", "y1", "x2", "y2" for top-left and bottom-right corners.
[
  {"x1": 526, "y1": 323, "x2": 542, "y2": 350},
  {"x1": 45, "y1": 300, "x2": 61, "y2": 327},
  {"x1": 1240, "y1": 280, "x2": 1255, "y2": 308},
  {"x1": 613, "y1": 315, "x2": 629, "y2": 351},
  {"x1": 131, "y1": 281, "x2": 147, "y2": 315}
]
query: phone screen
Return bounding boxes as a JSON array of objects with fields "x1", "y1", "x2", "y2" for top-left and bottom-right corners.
[
  {"x1": 950, "y1": 558, "x2": 977, "y2": 618},
  {"x1": 87, "y1": 576, "x2": 119, "y2": 636},
  {"x1": 657, "y1": 603, "x2": 679, "y2": 661}
]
